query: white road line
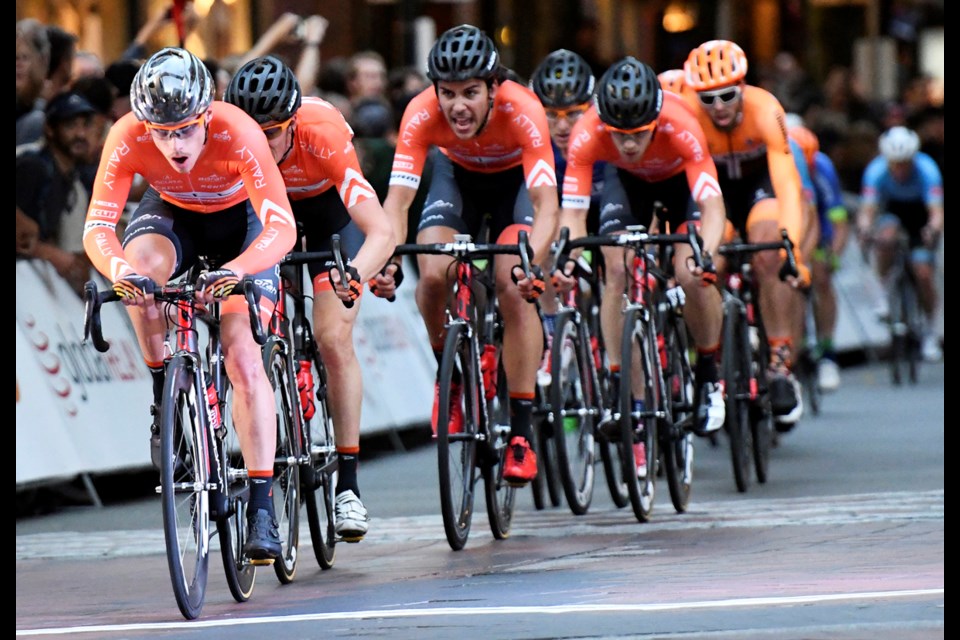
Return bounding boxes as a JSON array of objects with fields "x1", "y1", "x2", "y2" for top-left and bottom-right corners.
[{"x1": 15, "y1": 588, "x2": 945, "y2": 637}]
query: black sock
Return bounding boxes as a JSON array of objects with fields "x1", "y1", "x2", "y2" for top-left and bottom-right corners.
[
  {"x1": 336, "y1": 452, "x2": 359, "y2": 497},
  {"x1": 509, "y1": 396, "x2": 534, "y2": 442},
  {"x1": 696, "y1": 351, "x2": 718, "y2": 384},
  {"x1": 149, "y1": 365, "x2": 165, "y2": 406},
  {"x1": 248, "y1": 475, "x2": 273, "y2": 514}
]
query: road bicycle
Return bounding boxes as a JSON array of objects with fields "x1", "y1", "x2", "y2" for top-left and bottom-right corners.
[
  {"x1": 530, "y1": 376, "x2": 564, "y2": 511},
  {"x1": 259, "y1": 233, "x2": 356, "y2": 580},
  {"x1": 83, "y1": 269, "x2": 266, "y2": 620},
  {"x1": 568, "y1": 225, "x2": 705, "y2": 522},
  {"x1": 873, "y1": 232, "x2": 923, "y2": 385},
  {"x1": 391, "y1": 230, "x2": 534, "y2": 551},
  {"x1": 717, "y1": 229, "x2": 799, "y2": 493},
  {"x1": 540, "y1": 227, "x2": 607, "y2": 516}
]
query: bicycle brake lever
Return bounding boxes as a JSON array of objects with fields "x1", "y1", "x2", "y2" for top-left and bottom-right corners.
[{"x1": 331, "y1": 234, "x2": 355, "y2": 309}]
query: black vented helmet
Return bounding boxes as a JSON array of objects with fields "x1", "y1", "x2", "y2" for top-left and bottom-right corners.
[
  {"x1": 529, "y1": 49, "x2": 595, "y2": 108},
  {"x1": 426, "y1": 24, "x2": 499, "y2": 83},
  {"x1": 224, "y1": 55, "x2": 302, "y2": 125},
  {"x1": 595, "y1": 57, "x2": 663, "y2": 131},
  {"x1": 130, "y1": 47, "x2": 214, "y2": 125}
]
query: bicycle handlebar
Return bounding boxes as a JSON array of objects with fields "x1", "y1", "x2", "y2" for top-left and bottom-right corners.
[
  {"x1": 82, "y1": 276, "x2": 266, "y2": 353},
  {"x1": 718, "y1": 228, "x2": 799, "y2": 282}
]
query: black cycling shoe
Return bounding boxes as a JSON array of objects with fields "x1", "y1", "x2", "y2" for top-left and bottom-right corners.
[
  {"x1": 768, "y1": 373, "x2": 799, "y2": 417},
  {"x1": 149, "y1": 404, "x2": 161, "y2": 470},
  {"x1": 242, "y1": 508, "x2": 282, "y2": 562}
]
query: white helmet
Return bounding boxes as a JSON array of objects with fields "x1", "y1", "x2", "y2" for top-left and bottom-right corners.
[{"x1": 878, "y1": 126, "x2": 920, "y2": 163}]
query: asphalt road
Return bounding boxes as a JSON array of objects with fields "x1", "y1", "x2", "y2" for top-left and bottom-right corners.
[{"x1": 16, "y1": 357, "x2": 943, "y2": 639}]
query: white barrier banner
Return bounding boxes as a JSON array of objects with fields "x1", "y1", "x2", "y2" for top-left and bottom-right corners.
[{"x1": 16, "y1": 261, "x2": 153, "y2": 485}]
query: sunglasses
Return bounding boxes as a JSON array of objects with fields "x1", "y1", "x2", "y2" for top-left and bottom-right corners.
[
  {"x1": 604, "y1": 119, "x2": 657, "y2": 138},
  {"x1": 545, "y1": 104, "x2": 590, "y2": 122},
  {"x1": 697, "y1": 86, "x2": 742, "y2": 107},
  {"x1": 261, "y1": 117, "x2": 295, "y2": 140},
  {"x1": 145, "y1": 113, "x2": 206, "y2": 140}
]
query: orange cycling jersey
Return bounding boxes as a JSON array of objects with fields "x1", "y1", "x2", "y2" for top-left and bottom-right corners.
[
  {"x1": 562, "y1": 92, "x2": 721, "y2": 210},
  {"x1": 390, "y1": 80, "x2": 557, "y2": 190},
  {"x1": 82, "y1": 102, "x2": 296, "y2": 282},
  {"x1": 278, "y1": 97, "x2": 377, "y2": 207},
  {"x1": 681, "y1": 84, "x2": 803, "y2": 249}
]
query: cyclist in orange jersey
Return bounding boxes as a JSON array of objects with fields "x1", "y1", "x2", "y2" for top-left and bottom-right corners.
[
  {"x1": 81, "y1": 48, "x2": 297, "y2": 562},
  {"x1": 225, "y1": 56, "x2": 396, "y2": 542},
  {"x1": 373, "y1": 25, "x2": 560, "y2": 485},
  {"x1": 556, "y1": 57, "x2": 727, "y2": 442},
  {"x1": 682, "y1": 39, "x2": 809, "y2": 428},
  {"x1": 657, "y1": 68, "x2": 688, "y2": 97}
]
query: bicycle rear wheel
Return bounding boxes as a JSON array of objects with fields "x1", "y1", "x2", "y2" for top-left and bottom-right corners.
[
  {"x1": 550, "y1": 310, "x2": 596, "y2": 515},
  {"x1": 263, "y1": 339, "x2": 301, "y2": 583},
  {"x1": 217, "y1": 382, "x2": 256, "y2": 603},
  {"x1": 530, "y1": 394, "x2": 562, "y2": 510},
  {"x1": 483, "y1": 353, "x2": 516, "y2": 540},
  {"x1": 661, "y1": 314, "x2": 694, "y2": 513},
  {"x1": 160, "y1": 356, "x2": 211, "y2": 620},
  {"x1": 437, "y1": 322, "x2": 480, "y2": 550},
  {"x1": 722, "y1": 302, "x2": 752, "y2": 493},
  {"x1": 619, "y1": 307, "x2": 658, "y2": 523},
  {"x1": 301, "y1": 348, "x2": 337, "y2": 569}
]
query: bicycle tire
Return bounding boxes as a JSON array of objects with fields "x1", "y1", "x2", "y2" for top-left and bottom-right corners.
[
  {"x1": 216, "y1": 382, "x2": 257, "y2": 603},
  {"x1": 902, "y1": 274, "x2": 922, "y2": 385},
  {"x1": 722, "y1": 301, "x2": 752, "y2": 493},
  {"x1": 531, "y1": 403, "x2": 562, "y2": 510},
  {"x1": 437, "y1": 322, "x2": 479, "y2": 550},
  {"x1": 750, "y1": 322, "x2": 773, "y2": 484},
  {"x1": 160, "y1": 355, "x2": 211, "y2": 620},
  {"x1": 660, "y1": 313, "x2": 694, "y2": 513},
  {"x1": 550, "y1": 310, "x2": 596, "y2": 516},
  {"x1": 301, "y1": 347, "x2": 337, "y2": 570},
  {"x1": 263, "y1": 339, "x2": 301, "y2": 584},
  {"x1": 483, "y1": 353, "x2": 517, "y2": 540},
  {"x1": 619, "y1": 307, "x2": 658, "y2": 523}
]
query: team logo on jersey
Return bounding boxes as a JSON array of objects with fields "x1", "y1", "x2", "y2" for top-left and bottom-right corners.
[
  {"x1": 339, "y1": 168, "x2": 377, "y2": 208},
  {"x1": 213, "y1": 129, "x2": 231, "y2": 142},
  {"x1": 526, "y1": 159, "x2": 557, "y2": 189}
]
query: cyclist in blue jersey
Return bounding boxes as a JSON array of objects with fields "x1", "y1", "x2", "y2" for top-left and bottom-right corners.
[
  {"x1": 857, "y1": 126, "x2": 943, "y2": 362},
  {"x1": 789, "y1": 122, "x2": 850, "y2": 391}
]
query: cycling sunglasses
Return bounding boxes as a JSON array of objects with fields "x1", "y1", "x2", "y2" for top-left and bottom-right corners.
[
  {"x1": 604, "y1": 119, "x2": 657, "y2": 138},
  {"x1": 697, "y1": 85, "x2": 742, "y2": 107},
  {"x1": 545, "y1": 104, "x2": 590, "y2": 121},
  {"x1": 145, "y1": 113, "x2": 207, "y2": 140},
  {"x1": 261, "y1": 117, "x2": 295, "y2": 140}
]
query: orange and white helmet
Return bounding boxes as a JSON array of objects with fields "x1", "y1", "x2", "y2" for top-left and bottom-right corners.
[
  {"x1": 788, "y1": 124, "x2": 819, "y2": 167},
  {"x1": 684, "y1": 40, "x2": 748, "y2": 91},
  {"x1": 657, "y1": 68, "x2": 686, "y2": 95}
]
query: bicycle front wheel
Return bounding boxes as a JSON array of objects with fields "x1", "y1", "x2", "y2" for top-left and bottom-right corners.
[
  {"x1": 437, "y1": 322, "x2": 480, "y2": 550},
  {"x1": 483, "y1": 354, "x2": 516, "y2": 540},
  {"x1": 722, "y1": 301, "x2": 752, "y2": 493},
  {"x1": 263, "y1": 339, "x2": 301, "y2": 583},
  {"x1": 217, "y1": 382, "x2": 256, "y2": 603},
  {"x1": 301, "y1": 349, "x2": 337, "y2": 569},
  {"x1": 160, "y1": 356, "x2": 211, "y2": 620},
  {"x1": 550, "y1": 310, "x2": 596, "y2": 516},
  {"x1": 619, "y1": 307, "x2": 658, "y2": 523},
  {"x1": 661, "y1": 314, "x2": 694, "y2": 514}
]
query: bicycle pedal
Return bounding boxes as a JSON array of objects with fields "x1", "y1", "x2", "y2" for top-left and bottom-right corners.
[
  {"x1": 248, "y1": 558, "x2": 275, "y2": 566},
  {"x1": 337, "y1": 535, "x2": 364, "y2": 544}
]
